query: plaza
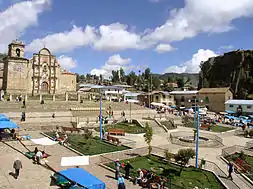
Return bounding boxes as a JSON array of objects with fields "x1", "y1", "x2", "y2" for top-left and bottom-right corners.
[{"x1": 0, "y1": 99, "x2": 253, "y2": 189}]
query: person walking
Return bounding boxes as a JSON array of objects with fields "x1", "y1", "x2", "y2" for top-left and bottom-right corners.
[
  {"x1": 124, "y1": 161, "x2": 133, "y2": 179},
  {"x1": 13, "y1": 157, "x2": 22, "y2": 179},
  {"x1": 118, "y1": 174, "x2": 126, "y2": 189},
  {"x1": 115, "y1": 159, "x2": 121, "y2": 180},
  {"x1": 227, "y1": 161, "x2": 234, "y2": 180}
]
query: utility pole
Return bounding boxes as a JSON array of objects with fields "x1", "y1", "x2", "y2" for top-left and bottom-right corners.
[
  {"x1": 188, "y1": 97, "x2": 203, "y2": 168},
  {"x1": 99, "y1": 89, "x2": 103, "y2": 140}
]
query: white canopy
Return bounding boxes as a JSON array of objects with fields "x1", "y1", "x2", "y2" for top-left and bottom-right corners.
[
  {"x1": 61, "y1": 156, "x2": 89, "y2": 166},
  {"x1": 127, "y1": 99, "x2": 139, "y2": 103},
  {"x1": 31, "y1": 137, "x2": 57, "y2": 146},
  {"x1": 151, "y1": 102, "x2": 165, "y2": 107}
]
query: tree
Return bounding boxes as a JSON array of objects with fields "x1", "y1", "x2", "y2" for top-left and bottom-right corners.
[
  {"x1": 144, "y1": 68, "x2": 151, "y2": 80},
  {"x1": 111, "y1": 70, "x2": 119, "y2": 83},
  {"x1": 174, "y1": 148, "x2": 195, "y2": 175},
  {"x1": 75, "y1": 73, "x2": 80, "y2": 83},
  {"x1": 177, "y1": 77, "x2": 184, "y2": 89},
  {"x1": 144, "y1": 122, "x2": 153, "y2": 156},
  {"x1": 99, "y1": 74, "x2": 103, "y2": 82},
  {"x1": 80, "y1": 74, "x2": 85, "y2": 81},
  {"x1": 119, "y1": 67, "x2": 125, "y2": 82},
  {"x1": 126, "y1": 71, "x2": 137, "y2": 86},
  {"x1": 152, "y1": 76, "x2": 161, "y2": 90}
]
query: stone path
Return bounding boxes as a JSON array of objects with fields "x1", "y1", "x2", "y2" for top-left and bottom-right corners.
[{"x1": 0, "y1": 141, "x2": 57, "y2": 189}]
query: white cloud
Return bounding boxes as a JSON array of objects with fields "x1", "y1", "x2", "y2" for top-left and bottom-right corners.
[
  {"x1": 93, "y1": 23, "x2": 148, "y2": 51},
  {"x1": 58, "y1": 55, "x2": 77, "y2": 71},
  {"x1": 164, "y1": 49, "x2": 218, "y2": 73},
  {"x1": 144, "y1": 0, "x2": 253, "y2": 43},
  {"x1": 155, "y1": 44, "x2": 176, "y2": 53},
  {"x1": 0, "y1": 0, "x2": 51, "y2": 52},
  {"x1": 26, "y1": 0, "x2": 253, "y2": 54},
  {"x1": 90, "y1": 54, "x2": 131, "y2": 78},
  {"x1": 26, "y1": 25, "x2": 97, "y2": 53}
]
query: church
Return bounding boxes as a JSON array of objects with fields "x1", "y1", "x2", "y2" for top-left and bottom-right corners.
[{"x1": 0, "y1": 40, "x2": 76, "y2": 96}]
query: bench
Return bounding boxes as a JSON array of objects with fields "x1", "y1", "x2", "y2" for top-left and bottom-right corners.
[
  {"x1": 62, "y1": 127, "x2": 81, "y2": 133},
  {"x1": 105, "y1": 135, "x2": 121, "y2": 145},
  {"x1": 234, "y1": 158, "x2": 248, "y2": 173},
  {"x1": 108, "y1": 129, "x2": 125, "y2": 136}
]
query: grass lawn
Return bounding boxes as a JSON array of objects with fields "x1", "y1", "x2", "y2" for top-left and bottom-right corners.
[
  {"x1": 209, "y1": 125, "x2": 234, "y2": 133},
  {"x1": 183, "y1": 119, "x2": 234, "y2": 133},
  {"x1": 107, "y1": 155, "x2": 224, "y2": 189},
  {"x1": 95, "y1": 122, "x2": 146, "y2": 134},
  {"x1": 45, "y1": 132, "x2": 129, "y2": 155},
  {"x1": 225, "y1": 153, "x2": 253, "y2": 181}
]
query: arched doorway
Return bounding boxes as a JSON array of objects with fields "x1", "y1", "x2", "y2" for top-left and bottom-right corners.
[{"x1": 41, "y1": 82, "x2": 49, "y2": 93}]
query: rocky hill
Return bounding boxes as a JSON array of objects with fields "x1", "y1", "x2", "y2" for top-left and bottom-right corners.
[{"x1": 199, "y1": 50, "x2": 253, "y2": 99}]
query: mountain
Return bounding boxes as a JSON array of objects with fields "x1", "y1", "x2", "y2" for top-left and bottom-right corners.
[
  {"x1": 199, "y1": 50, "x2": 253, "y2": 99},
  {"x1": 155, "y1": 73, "x2": 199, "y2": 87}
]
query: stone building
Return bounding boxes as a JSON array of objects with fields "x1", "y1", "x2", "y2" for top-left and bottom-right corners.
[
  {"x1": 169, "y1": 90, "x2": 199, "y2": 107},
  {"x1": 198, "y1": 88, "x2": 233, "y2": 112},
  {"x1": 137, "y1": 91, "x2": 175, "y2": 107},
  {"x1": 0, "y1": 40, "x2": 76, "y2": 96}
]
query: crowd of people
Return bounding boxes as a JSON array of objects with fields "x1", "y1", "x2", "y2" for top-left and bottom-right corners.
[
  {"x1": 114, "y1": 159, "x2": 167, "y2": 189},
  {"x1": 54, "y1": 131, "x2": 68, "y2": 145}
]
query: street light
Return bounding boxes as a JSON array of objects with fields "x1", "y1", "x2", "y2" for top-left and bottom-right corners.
[{"x1": 188, "y1": 98, "x2": 203, "y2": 168}]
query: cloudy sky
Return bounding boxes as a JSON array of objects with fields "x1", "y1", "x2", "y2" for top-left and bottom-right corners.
[{"x1": 1, "y1": 0, "x2": 253, "y2": 78}]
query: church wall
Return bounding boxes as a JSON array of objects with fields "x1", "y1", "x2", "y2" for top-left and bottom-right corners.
[
  {"x1": 5, "y1": 59, "x2": 29, "y2": 94},
  {"x1": 58, "y1": 73, "x2": 76, "y2": 93}
]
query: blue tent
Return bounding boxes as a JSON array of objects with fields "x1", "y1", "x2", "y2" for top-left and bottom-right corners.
[
  {"x1": 0, "y1": 114, "x2": 10, "y2": 121},
  {"x1": 225, "y1": 110, "x2": 235, "y2": 114},
  {"x1": 59, "y1": 168, "x2": 106, "y2": 189},
  {"x1": 0, "y1": 121, "x2": 19, "y2": 129}
]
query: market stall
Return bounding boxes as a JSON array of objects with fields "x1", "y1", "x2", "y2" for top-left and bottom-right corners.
[{"x1": 52, "y1": 168, "x2": 106, "y2": 189}]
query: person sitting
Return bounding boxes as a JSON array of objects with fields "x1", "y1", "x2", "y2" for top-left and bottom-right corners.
[
  {"x1": 35, "y1": 150, "x2": 43, "y2": 164},
  {"x1": 55, "y1": 132, "x2": 60, "y2": 141},
  {"x1": 34, "y1": 147, "x2": 38, "y2": 154},
  {"x1": 135, "y1": 168, "x2": 144, "y2": 185},
  {"x1": 42, "y1": 151, "x2": 47, "y2": 158},
  {"x1": 60, "y1": 134, "x2": 68, "y2": 145},
  {"x1": 10, "y1": 129, "x2": 16, "y2": 139}
]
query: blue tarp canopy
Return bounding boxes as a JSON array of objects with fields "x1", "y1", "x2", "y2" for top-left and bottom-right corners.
[
  {"x1": 225, "y1": 110, "x2": 235, "y2": 114},
  {"x1": 0, "y1": 121, "x2": 19, "y2": 129},
  {"x1": 0, "y1": 114, "x2": 9, "y2": 121},
  {"x1": 59, "y1": 168, "x2": 106, "y2": 189}
]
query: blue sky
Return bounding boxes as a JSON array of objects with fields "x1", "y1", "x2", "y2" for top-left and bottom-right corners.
[{"x1": 1, "y1": 0, "x2": 253, "y2": 78}]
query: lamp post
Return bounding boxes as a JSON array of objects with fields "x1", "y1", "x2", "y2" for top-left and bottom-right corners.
[
  {"x1": 99, "y1": 89, "x2": 103, "y2": 141},
  {"x1": 188, "y1": 98, "x2": 203, "y2": 168}
]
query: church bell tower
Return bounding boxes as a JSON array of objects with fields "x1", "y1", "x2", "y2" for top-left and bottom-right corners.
[{"x1": 8, "y1": 39, "x2": 25, "y2": 58}]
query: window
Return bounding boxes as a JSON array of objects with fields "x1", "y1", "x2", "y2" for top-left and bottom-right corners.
[
  {"x1": 229, "y1": 105, "x2": 233, "y2": 108},
  {"x1": 156, "y1": 96, "x2": 159, "y2": 100},
  {"x1": 247, "y1": 105, "x2": 252, "y2": 109},
  {"x1": 163, "y1": 95, "x2": 166, "y2": 99},
  {"x1": 180, "y1": 96, "x2": 185, "y2": 102}
]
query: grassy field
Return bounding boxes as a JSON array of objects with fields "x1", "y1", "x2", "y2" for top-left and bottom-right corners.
[
  {"x1": 225, "y1": 153, "x2": 253, "y2": 181},
  {"x1": 183, "y1": 119, "x2": 234, "y2": 133},
  {"x1": 107, "y1": 155, "x2": 224, "y2": 189},
  {"x1": 45, "y1": 133, "x2": 129, "y2": 155},
  {"x1": 209, "y1": 125, "x2": 234, "y2": 133},
  {"x1": 95, "y1": 122, "x2": 146, "y2": 134}
]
